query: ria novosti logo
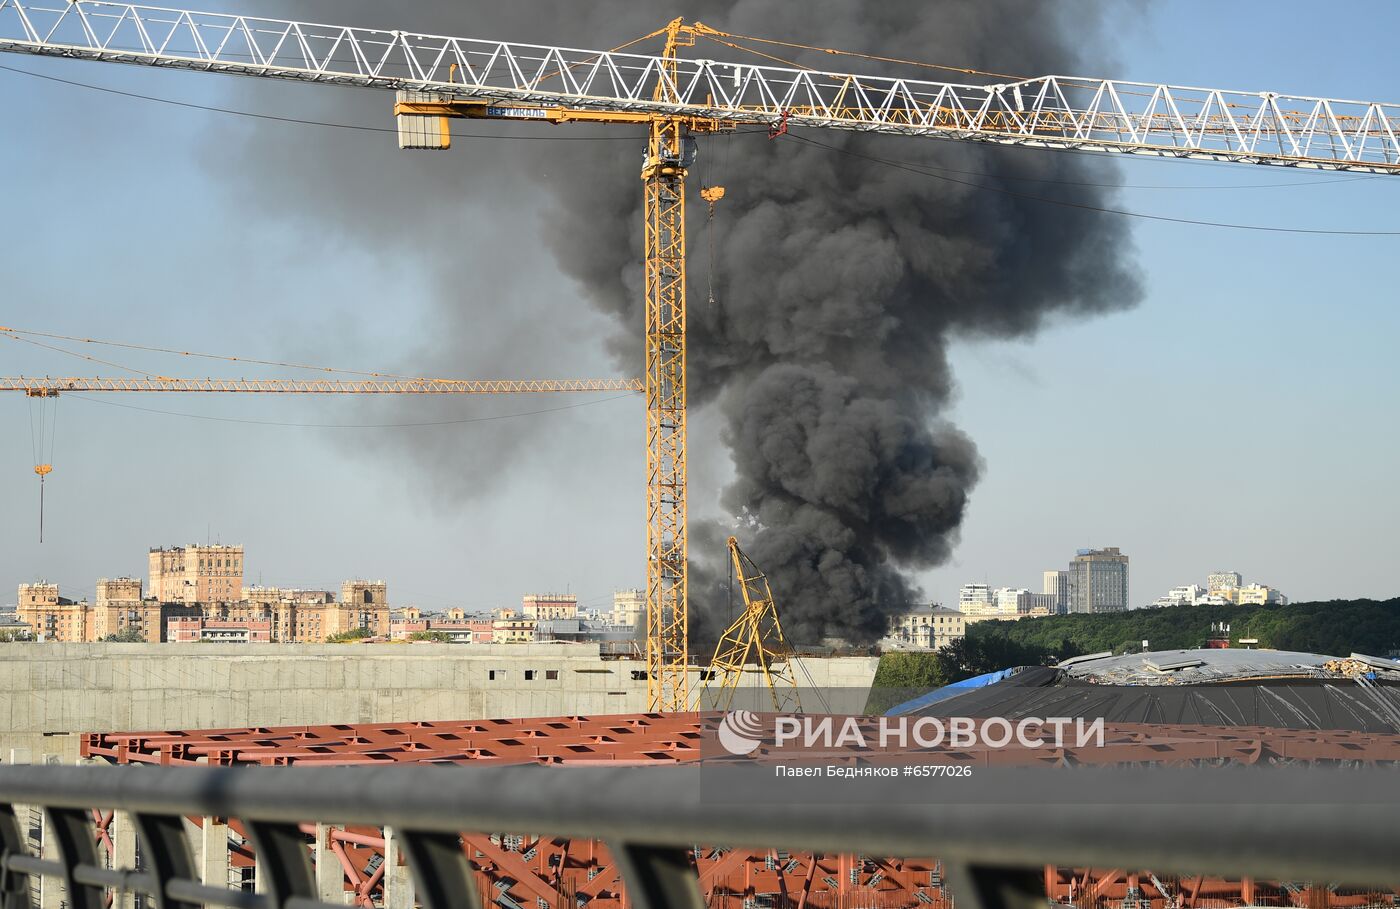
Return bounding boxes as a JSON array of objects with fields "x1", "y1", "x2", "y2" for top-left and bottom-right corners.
[
  {"x1": 717, "y1": 710, "x2": 766, "y2": 755},
  {"x1": 714, "y1": 711, "x2": 1106, "y2": 755}
]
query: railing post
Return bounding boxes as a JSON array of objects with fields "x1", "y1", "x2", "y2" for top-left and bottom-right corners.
[
  {"x1": 132, "y1": 814, "x2": 199, "y2": 909},
  {"x1": 609, "y1": 843, "x2": 704, "y2": 909},
  {"x1": 395, "y1": 831, "x2": 479, "y2": 909},
  {"x1": 944, "y1": 862, "x2": 1047, "y2": 909},
  {"x1": 245, "y1": 821, "x2": 315, "y2": 907},
  {"x1": 44, "y1": 809, "x2": 103, "y2": 909},
  {"x1": 0, "y1": 804, "x2": 34, "y2": 909}
]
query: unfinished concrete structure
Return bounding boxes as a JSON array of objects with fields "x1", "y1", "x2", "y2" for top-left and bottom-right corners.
[{"x1": 0, "y1": 642, "x2": 879, "y2": 764}]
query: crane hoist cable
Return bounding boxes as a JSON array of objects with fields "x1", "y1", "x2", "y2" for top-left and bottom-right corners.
[
  {"x1": 26, "y1": 387, "x2": 58, "y2": 543},
  {"x1": 699, "y1": 187, "x2": 725, "y2": 307}
]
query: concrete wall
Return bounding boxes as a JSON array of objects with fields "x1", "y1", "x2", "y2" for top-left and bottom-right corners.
[{"x1": 0, "y1": 643, "x2": 879, "y2": 764}]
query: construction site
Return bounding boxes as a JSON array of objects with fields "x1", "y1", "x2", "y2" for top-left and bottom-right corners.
[{"x1": 2, "y1": 0, "x2": 1400, "y2": 907}]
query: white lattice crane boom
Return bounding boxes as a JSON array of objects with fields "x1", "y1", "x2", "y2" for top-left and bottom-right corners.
[{"x1": 4, "y1": 0, "x2": 1400, "y2": 171}]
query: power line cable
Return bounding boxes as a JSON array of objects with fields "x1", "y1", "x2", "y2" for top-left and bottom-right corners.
[
  {"x1": 0, "y1": 61, "x2": 770, "y2": 142},
  {"x1": 66, "y1": 390, "x2": 639, "y2": 429},
  {"x1": 787, "y1": 130, "x2": 1400, "y2": 236},
  {"x1": 0, "y1": 62, "x2": 641, "y2": 141},
  {"x1": 2, "y1": 326, "x2": 434, "y2": 379}
]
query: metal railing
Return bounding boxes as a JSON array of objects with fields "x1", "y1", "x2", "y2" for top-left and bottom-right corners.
[{"x1": 0, "y1": 763, "x2": 1397, "y2": 909}]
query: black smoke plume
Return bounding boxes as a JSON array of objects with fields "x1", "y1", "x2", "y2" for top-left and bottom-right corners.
[{"x1": 216, "y1": 1, "x2": 1140, "y2": 645}]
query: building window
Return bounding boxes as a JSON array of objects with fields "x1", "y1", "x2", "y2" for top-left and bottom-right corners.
[
  {"x1": 524, "y1": 670, "x2": 536, "y2": 681},
  {"x1": 545, "y1": 670, "x2": 559, "y2": 681},
  {"x1": 489, "y1": 670, "x2": 503, "y2": 681}
]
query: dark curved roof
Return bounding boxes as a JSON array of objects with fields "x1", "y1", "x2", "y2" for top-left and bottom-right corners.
[{"x1": 909, "y1": 665, "x2": 1400, "y2": 732}]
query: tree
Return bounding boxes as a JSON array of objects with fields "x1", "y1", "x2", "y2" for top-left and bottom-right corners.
[
  {"x1": 964, "y1": 598, "x2": 1400, "y2": 659},
  {"x1": 326, "y1": 626, "x2": 373, "y2": 643},
  {"x1": 408, "y1": 631, "x2": 453, "y2": 643},
  {"x1": 101, "y1": 629, "x2": 146, "y2": 643}
]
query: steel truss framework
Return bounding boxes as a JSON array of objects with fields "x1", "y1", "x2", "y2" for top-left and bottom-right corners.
[
  {"x1": 5, "y1": 0, "x2": 1400, "y2": 171},
  {"x1": 0, "y1": 376, "x2": 642, "y2": 395},
  {"x1": 702, "y1": 536, "x2": 802, "y2": 712},
  {"x1": 76, "y1": 713, "x2": 1400, "y2": 908}
]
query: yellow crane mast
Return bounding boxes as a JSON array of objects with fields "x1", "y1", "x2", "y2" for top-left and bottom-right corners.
[
  {"x1": 396, "y1": 20, "x2": 732, "y2": 710},
  {"x1": 699, "y1": 536, "x2": 802, "y2": 714}
]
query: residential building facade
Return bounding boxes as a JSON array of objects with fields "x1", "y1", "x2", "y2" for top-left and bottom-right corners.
[
  {"x1": 17, "y1": 583, "x2": 87, "y2": 642},
  {"x1": 612, "y1": 589, "x2": 644, "y2": 627},
  {"x1": 148, "y1": 544, "x2": 244, "y2": 604},
  {"x1": 521, "y1": 594, "x2": 578, "y2": 622}
]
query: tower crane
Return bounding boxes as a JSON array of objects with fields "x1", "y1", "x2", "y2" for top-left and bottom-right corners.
[
  {"x1": 4, "y1": 1, "x2": 1400, "y2": 710},
  {"x1": 698, "y1": 536, "x2": 802, "y2": 714}
]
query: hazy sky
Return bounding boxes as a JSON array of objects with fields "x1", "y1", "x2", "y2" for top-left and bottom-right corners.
[{"x1": 2, "y1": 1, "x2": 1397, "y2": 618}]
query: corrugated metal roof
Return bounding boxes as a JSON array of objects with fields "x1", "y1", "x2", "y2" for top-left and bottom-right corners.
[
  {"x1": 1064, "y1": 648, "x2": 1349, "y2": 685},
  {"x1": 908, "y1": 654, "x2": 1400, "y2": 732}
]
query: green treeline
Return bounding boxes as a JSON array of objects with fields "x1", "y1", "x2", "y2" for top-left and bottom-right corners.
[
  {"x1": 969, "y1": 598, "x2": 1400, "y2": 660},
  {"x1": 868, "y1": 598, "x2": 1400, "y2": 712}
]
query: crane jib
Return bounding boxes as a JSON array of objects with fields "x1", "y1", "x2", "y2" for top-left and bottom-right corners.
[{"x1": 2, "y1": 0, "x2": 1400, "y2": 171}]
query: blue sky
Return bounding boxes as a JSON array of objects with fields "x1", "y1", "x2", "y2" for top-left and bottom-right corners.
[{"x1": 1, "y1": 1, "x2": 1397, "y2": 615}]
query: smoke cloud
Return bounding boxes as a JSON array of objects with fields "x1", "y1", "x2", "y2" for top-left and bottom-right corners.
[{"x1": 215, "y1": 1, "x2": 1140, "y2": 644}]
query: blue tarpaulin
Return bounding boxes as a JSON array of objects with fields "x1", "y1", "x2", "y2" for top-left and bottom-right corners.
[{"x1": 883, "y1": 667, "x2": 1022, "y2": 716}]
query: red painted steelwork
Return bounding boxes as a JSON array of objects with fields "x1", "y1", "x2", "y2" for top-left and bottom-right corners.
[{"x1": 80, "y1": 713, "x2": 1400, "y2": 908}]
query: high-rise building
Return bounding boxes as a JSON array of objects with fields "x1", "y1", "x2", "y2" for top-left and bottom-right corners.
[
  {"x1": 1042, "y1": 570, "x2": 1070, "y2": 613},
  {"x1": 1069, "y1": 547, "x2": 1130, "y2": 614},
  {"x1": 958, "y1": 584, "x2": 992, "y2": 612},
  {"x1": 1207, "y1": 571, "x2": 1243, "y2": 595},
  {"x1": 994, "y1": 588, "x2": 1029, "y2": 615},
  {"x1": 611, "y1": 589, "x2": 644, "y2": 627},
  {"x1": 148, "y1": 544, "x2": 244, "y2": 604}
]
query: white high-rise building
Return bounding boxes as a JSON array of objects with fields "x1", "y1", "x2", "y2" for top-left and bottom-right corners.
[
  {"x1": 958, "y1": 583, "x2": 992, "y2": 611},
  {"x1": 994, "y1": 587, "x2": 1029, "y2": 615},
  {"x1": 1042, "y1": 570, "x2": 1070, "y2": 614}
]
